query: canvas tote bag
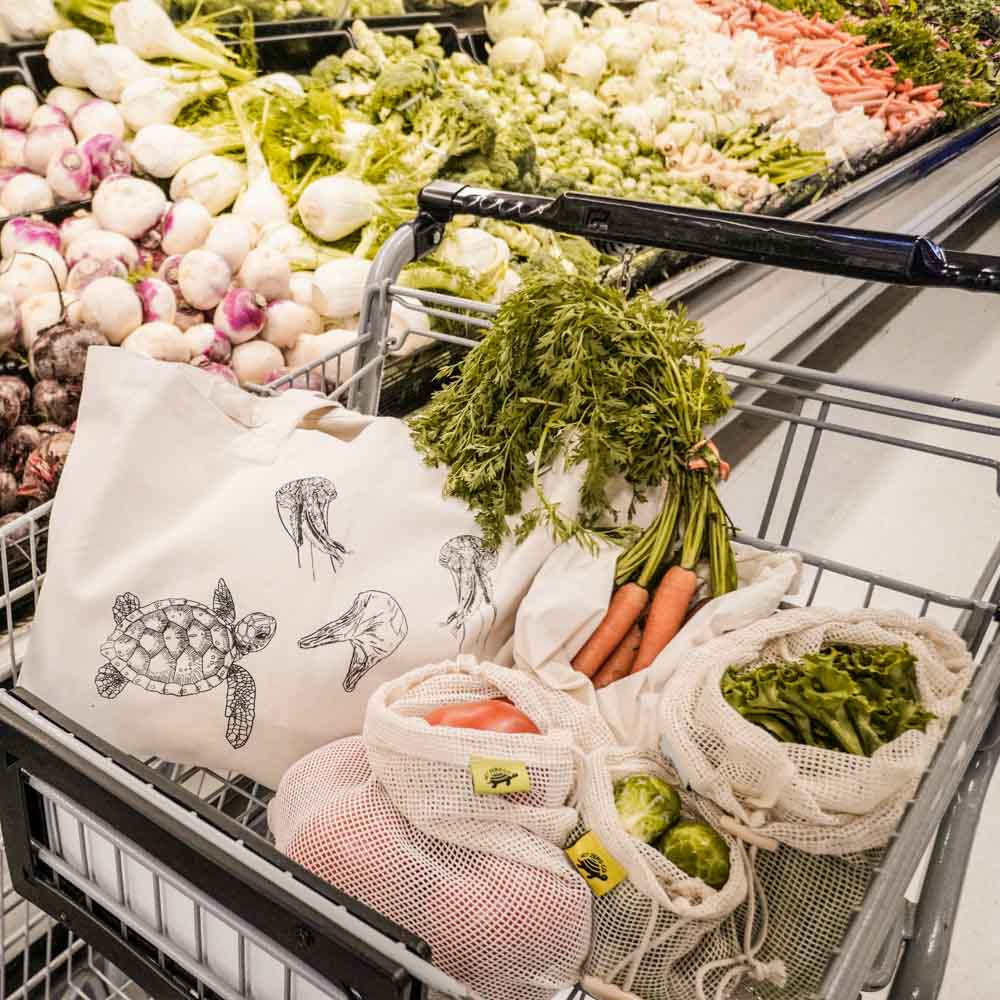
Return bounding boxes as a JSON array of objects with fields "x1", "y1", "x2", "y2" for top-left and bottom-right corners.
[{"x1": 21, "y1": 348, "x2": 582, "y2": 787}]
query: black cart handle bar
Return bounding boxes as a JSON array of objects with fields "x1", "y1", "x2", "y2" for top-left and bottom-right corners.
[{"x1": 417, "y1": 180, "x2": 1000, "y2": 292}]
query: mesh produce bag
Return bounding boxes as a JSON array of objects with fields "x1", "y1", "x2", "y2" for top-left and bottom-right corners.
[
  {"x1": 660, "y1": 607, "x2": 973, "y2": 855},
  {"x1": 568, "y1": 747, "x2": 779, "y2": 1000},
  {"x1": 271, "y1": 659, "x2": 613, "y2": 1000}
]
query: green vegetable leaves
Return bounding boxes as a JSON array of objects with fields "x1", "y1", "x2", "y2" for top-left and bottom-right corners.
[
  {"x1": 721, "y1": 644, "x2": 935, "y2": 756},
  {"x1": 613, "y1": 774, "x2": 681, "y2": 843},
  {"x1": 408, "y1": 272, "x2": 734, "y2": 552}
]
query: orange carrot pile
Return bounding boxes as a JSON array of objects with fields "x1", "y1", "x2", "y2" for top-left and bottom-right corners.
[{"x1": 698, "y1": 0, "x2": 943, "y2": 137}]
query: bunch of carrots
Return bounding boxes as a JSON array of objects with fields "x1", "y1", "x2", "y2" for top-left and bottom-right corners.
[
  {"x1": 572, "y1": 441, "x2": 736, "y2": 689},
  {"x1": 700, "y1": 0, "x2": 944, "y2": 135}
]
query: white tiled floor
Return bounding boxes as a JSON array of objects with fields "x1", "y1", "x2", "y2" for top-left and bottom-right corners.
[{"x1": 721, "y1": 202, "x2": 1000, "y2": 998}]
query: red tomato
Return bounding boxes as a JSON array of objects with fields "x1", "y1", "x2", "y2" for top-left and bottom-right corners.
[{"x1": 424, "y1": 699, "x2": 540, "y2": 734}]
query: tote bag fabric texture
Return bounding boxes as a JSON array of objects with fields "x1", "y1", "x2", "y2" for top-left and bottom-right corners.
[{"x1": 21, "y1": 348, "x2": 581, "y2": 787}]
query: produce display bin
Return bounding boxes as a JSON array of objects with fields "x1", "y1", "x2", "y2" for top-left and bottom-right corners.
[{"x1": 0, "y1": 188, "x2": 998, "y2": 1000}]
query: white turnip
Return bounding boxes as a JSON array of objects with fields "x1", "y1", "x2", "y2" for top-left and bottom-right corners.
[
  {"x1": 23, "y1": 125, "x2": 74, "y2": 176},
  {"x1": 161, "y1": 199, "x2": 211, "y2": 256},
  {"x1": 262, "y1": 299, "x2": 321, "y2": 350},
  {"x1": 177, "y1": 249, "x2": 230, "y2": 310},
  {"x1": 135, "y1": 277, "x2": 176, "y2": 325},
  {"x1": 238, "y1": 247, "x2": 290, "y2": 301},
  {"x1": 66, "y1": 257, "x2": 127, "y2": 294},
  {"x1": 167, "y1": 154, "x2": 245, "y2": 211},
  {"x1": 214, "y1": 287, "x2": 265, "y2": 344},
  {"x1": 204, "y1": 214, "x2": 254, "y2": 272},
  {"x1": 66, "y1": 229, "x2": 139, "y2": 270},
  {"x1": 5, "y1": 173, "x2": 59, "y2": 218},
  {"x1": 312, "y1": 257, "x2": 371, "y2": 318},
  {"x1": 0, "y1": 130, "x2": 25, "y2": 168},
  {"x1": 47, "y1": 146, "x2": 92, "y2": 201},
  {"x1": 121, "y1": 321, "x2": 191, "y2": 362},
  {"x1": 44, "y1": 29, "x2": 97, "y2": 89},
  {"x1": 81, "y1": 134, "x2": 131, "y2": 183},
  {"x1": 80, "y1": 276, "x2": 143, "y2": 345},
  {"x1": 2, "y1": 217, "x2": 61, "y2": 259},
  {"x1": 183, "y1": 322, "x2": 231, "y2": 363},
  {"x1": 0, "y1": 86, "x2": 38, "y2": 131},
  {"x1": 231, "y1": 339, "x2": 284, "y2": 385},
  {"x1": 71, "y1": 100, "x2": 126, "y2": 143},
  {"x1": 93, "y1": 176, "x2": 167, "y2": 240}
]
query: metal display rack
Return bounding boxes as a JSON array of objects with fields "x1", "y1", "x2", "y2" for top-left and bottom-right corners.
[{"x1": 0, "y1": 187, "x2": 999, "y2": 1000}]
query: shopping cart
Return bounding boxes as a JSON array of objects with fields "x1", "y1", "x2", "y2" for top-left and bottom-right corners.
[{"x1": 0, "y1": 185, "x2": 998, "y2": 1000}]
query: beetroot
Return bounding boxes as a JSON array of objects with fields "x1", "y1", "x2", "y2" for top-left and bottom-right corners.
[
  {"x1": 0, "y1": 470, "x2": 17, "y2": 513},
  {"x1": 18, "y1": 430, "x2": 73, "y2": 507},
  {"x1": 32, "y1": 379, "x2": 81, "y2": 426},
  {"x1": 0, "y1": 376, "x2": 23, "y2": 434},
  {"x1": 2, "y1": 424, "x2": 41, "y2": 478},
  {"x1": 29, "y1": 322, "x2": 107, "y2": 381}
]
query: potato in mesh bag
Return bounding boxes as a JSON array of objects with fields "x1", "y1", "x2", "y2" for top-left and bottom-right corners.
[{"x1": 660, "y1": 607, "x2": 974, "y2": 855}]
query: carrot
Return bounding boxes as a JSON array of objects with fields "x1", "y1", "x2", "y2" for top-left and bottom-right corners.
[
  {"x1": 571, "y1": 583, "x2": 649, "y2": 678},
  {"x1": 630, "y1": 566, "x2": 701, "y2": 674},
  {"x1": 592, "y1": 624, "x2": 642, "y2": 689}
]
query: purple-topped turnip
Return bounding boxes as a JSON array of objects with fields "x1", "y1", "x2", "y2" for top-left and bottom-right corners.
[
  {"x1": 0, "y1": 251, "x2": 66, "y2": 305},
  {"x1": 1, "y1": 217, "x2": 61, "y2": 259},
  {"x1": 66, "y1": 256, "x2": 127, "y2": 294},
  {"x1": 66, "y1": 229, "x2": 138, "y2": 270},
  {"x1": 190, "y1": 358, "x2": 239, "y2": 385},
  {"x1": 80, "y1": 276, "x2": 143, "y2": 344},
  {"x1": 262, "y1": 299, "x2": 321, "y2": 350},
  {"x1": 135, "y1": 277, "x2": 176, "y2": 325},
  {"x1": 213, "y1": 287, "x2": 265, "y2": 345},
  {"x1": 30, "y1": 105, "x2": 69, "y2": 131},
  {"x1": 1, "y1": 175, "x2": 54, "y2": 215},
  {"x1": 184, "y1": 322, "x2": 231, "y2": 363},
  {"x1": 93, "y1": 176, "x2": 166, "y2": 240},
  {"x1": 0, "y1": 86, "x2": 39, "y2": 132},
  {"x1": 23, "y1": 124, "x2": 75, "y2": 176},
  {"x1": 46, "y1": 87, "x2": 91, "y2": 120},
  {"x1": 59, "y1": 210, "x2": 98, "y2": 249},
  {"x1": 47, "y1": 146, "x2": 92, "y2": 201},
  {"x1": 204, "y1": 214, "x2": 254, "y2": 272},
  {"x1": 178, "y1": 249, "x2": 230, "y2": 310},
  {"x1": 231, "y1": 339, "x2": 285, "y2": 385},
  {"x1": 81, "y1": 133, "x2": 131, "y2": 183},
  {"x1": 173, "y1": 307, "x2": 205, "y2": 331},
  {"x1": 121, "y1": 320, "x2": 190, "y2": 362},
  {"x1": 0, "y1": 130, "x2": 26, "y2": 169},
  {"x1": 72, "y1": 100, "x2": 125, "y2": 142},
  {"x1": 161, "y1": 199, "x2": 211, "y2": 256},
  {"x1": 20, "y1": 290, "x2": 80, "y2": 349},
  {"x1": 238, "y1": 247, "x2": 291, "y2": 301}
]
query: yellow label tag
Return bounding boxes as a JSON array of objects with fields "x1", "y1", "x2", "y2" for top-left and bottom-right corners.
[
  {"x1": 565, "y1": 831, "x2": 627, "y2": 897},
  {"x1": 470, "y1": 757, "x2": 532, "y2": 795}
]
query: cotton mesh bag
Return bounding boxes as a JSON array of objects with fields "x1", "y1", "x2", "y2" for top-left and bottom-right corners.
[
  {"x1": 567, "y1": 746, "x2": 779, "y2": 1000},
  {"x1": 660, "y1": 607, "x2": 974, "y2": 855}
]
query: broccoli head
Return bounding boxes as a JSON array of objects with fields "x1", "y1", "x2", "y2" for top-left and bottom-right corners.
[
  {"x1": 410, "y1": 85, "x2": 498, "y2": 166},
  {"x1": 445, "y1": 118, "x2": 536, "y2": 190},
  {"x1": 366, "y1": 55, "x2": 438, "y2": 121}
]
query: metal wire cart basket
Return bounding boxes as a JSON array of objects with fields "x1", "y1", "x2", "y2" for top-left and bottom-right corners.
[{"x1": 0, "y1": 185, "x2": 998, "y2": 1000}]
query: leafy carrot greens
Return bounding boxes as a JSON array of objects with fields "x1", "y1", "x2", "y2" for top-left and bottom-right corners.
[{"x1": 409, "y1": 271, "x2": 740, "y2": 594}]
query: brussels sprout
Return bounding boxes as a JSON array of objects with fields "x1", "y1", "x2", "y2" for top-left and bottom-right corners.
[
  {"x1": 656, "y1": 819, "x2": 730, "y2": 889},
  {"x1": 613, "y1": 774, "x2": 681, "y2": 844}
]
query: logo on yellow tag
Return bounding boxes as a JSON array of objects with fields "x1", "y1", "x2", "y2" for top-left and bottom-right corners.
[
  {"x1": 470, "y1": 757, "x2": 532, "y2": 795},
  {"x1": 566, "y1": 831, "x2": 627, "y2": 896}
]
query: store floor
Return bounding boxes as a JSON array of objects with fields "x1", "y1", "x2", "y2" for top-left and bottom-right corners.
[{"x1": 721, "y1": 198, "x2": 1000, "y2": 998}]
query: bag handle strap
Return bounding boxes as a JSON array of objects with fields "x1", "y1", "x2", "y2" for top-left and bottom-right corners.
[{"x1": 226, "y1": 390, "x2": 345, "y2": 464}]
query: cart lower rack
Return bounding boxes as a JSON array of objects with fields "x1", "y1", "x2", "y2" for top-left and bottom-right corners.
[{"x1": 1, "y1": 197, "x2": 999, "y2": 1000}]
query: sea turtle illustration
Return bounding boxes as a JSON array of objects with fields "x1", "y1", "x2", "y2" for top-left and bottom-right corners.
[
  {"x1": 575, "y1": 854, "x2": 609, "y2": 882},
  {"x1": 94, "y1": 578, "x2": 277, "y2": 749}
]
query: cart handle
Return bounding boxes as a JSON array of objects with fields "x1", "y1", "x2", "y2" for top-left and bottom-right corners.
[{"x1": 417, "y1": 180, "x2": 1000, "y2": 292}]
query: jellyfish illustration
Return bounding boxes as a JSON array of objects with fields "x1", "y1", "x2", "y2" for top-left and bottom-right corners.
[
  {"x1": 438, "y1": 534, "x2": 498, "y2": 652},
  {"x1": 276, "y1": 477, "x2": 347, "y2": 580},
  {"x1": 298, "y1": 590, "x2": 408, "y2": 692}
]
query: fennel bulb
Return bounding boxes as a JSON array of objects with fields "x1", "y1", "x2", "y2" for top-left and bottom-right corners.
[
  {"x1": 120, "y1": 75, "x2": 226, "y2": 132},
  {"x1": 297, "y1": 176, "x2": 378, "y2": 243}
]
